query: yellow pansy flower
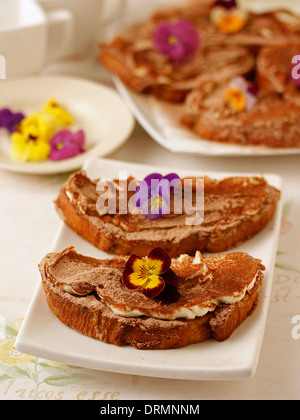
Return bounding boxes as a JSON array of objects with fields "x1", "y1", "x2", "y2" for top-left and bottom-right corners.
[
  {"x1": 43, "y1": 99, "x2": 74, "y2": 127},
  {"x1": 0, "y1": 339, "x2": 35, "y2": 367},
  {"x1": 123, "y1": 247, "x2": 178, "y2": 299},
  {"x1": 19, "y1": 112, "x2": 55, "y2": 142},
  {"x1": 10, "y1": 112, "x2": 53, "y2": 162}
]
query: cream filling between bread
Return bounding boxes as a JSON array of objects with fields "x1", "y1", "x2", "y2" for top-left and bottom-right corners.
[{"x1": 104, "y1": 272, "x2": 259, "y2": 321}]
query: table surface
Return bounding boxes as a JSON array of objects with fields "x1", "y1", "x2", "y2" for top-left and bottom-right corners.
[{"x1": 0, "y1": 49, "x2": 299, "y2": 401}]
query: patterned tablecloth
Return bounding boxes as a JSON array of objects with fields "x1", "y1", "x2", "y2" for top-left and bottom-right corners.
[{"x1": 0, "y1": 48, "x2": 300, "y2": 401}]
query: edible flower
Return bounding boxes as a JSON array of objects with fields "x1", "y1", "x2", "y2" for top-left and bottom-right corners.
[
  {"x1": 43, "y1": 99, "x2": 74, "y2": 127},
  {"x1": 135, "y1": 173, "x2": 181, "y2": 219},
  {"x1": 0, "y1": 108, "x2": 25, "y2": 133},
  {"x1": 225, "y1": 77, "x2": 258, "y2": 112},
  {"x1": 153, "y1": 20, "x2": 201, "y2": 65},
  {"x1": 122, "y1": 247, "x2": 178, "y2": 299},
  {"x1": 10, "y1": 113, "x2": 54, "y2": 162},
  {"x1": 10, "y1": 132, "x2": 51, "y2": 162},
  {"x1": 210, "y1": 0, "x2": 247, "y2": 34},
  {"x1": 49, "y1": 129, "x2": 85, "y2": 161},
  {"x1": 16, "y1": 112, "x2": 55, "y2": 142}
]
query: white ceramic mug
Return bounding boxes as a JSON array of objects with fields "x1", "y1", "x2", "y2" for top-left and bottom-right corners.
[
  {"x1": 0, "y1": 0, "x2": 73, "y2": 79},
  {"x1": 36, "y1": 0, "x2": 127, "y2": 57}
]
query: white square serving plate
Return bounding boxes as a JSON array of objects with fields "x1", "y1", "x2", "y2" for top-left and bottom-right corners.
[{"x1": 16, "y1": 158, "x2": 283, "y2": 381}]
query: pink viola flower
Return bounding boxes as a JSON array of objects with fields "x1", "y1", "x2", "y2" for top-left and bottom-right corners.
[
  {"x1": 0, "y1": 108, "x2": 25, "y2": 133},
  {"x1": 49, "y1": 129, "x2": 85, "y2": 161},
  {"x1": 153, "y1": 20, "x2": 201, "y2": 65}
]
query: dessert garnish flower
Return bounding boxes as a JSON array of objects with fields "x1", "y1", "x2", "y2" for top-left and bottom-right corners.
[
  {"x1": 43, "y1": 99, "x2": 74, "y2": 127},
  {"x1": 10, "y1": 113, "x2": 54, "y2": 162},
  {"x1": 153, "y1": 20, "x2": 201, "y2": 65},
  {"x1": 210, "y1": 0, "x2": 248, "y2": 34},
  {"x1": 49, "y1": 129, "x2": 85, "y2": 161},
  {"x1": 0, "y1": 108, "x2": 25, "y2": 133},
  {"x1": 122, "y1": 247, "x2": 178, "y2": 299},
  {"x1": 10, "y1": 130, "x2": 51, "y2": 162},
  {"x1": 225, "y1": 77, "x2": 258, "y2": 112},
  {"x1": 135, "y1": 173, "x2": 181, "y2": 219}
]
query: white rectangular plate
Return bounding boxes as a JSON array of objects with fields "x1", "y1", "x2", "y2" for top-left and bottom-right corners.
[{"x1": 16, "y1": 158, "x2": 283, "y2": 380}]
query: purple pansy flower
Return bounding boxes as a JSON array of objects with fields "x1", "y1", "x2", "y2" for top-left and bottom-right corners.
[
  {"x1": 49, "y1": 129, "x2": 85, "y2": 161},
  {"x1": 0, "y1": 108, "x2": 25, "y2": 133},
  {"x1": 153, "y1": 20, "x2": 201, "y2": 65},
  {"x1": 135, "y1": 173, "x2": 181, "y2": 219}
]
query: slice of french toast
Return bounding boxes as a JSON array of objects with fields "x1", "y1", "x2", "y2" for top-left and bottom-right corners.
[
  {"x1": 100, "y1": 37, "x2": 255, "y2": 103},
  {"x1": 39, "y1": 247, "x2": 265, "y2": 350},
  {"x1": 181, "y1": 79, "x2": 300, "y2": 148},
  {"x1": 55, "y1": 171, "x2": 280, "y2": 257}
]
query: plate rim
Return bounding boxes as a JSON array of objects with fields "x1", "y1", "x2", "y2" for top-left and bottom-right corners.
[{"x1": 15, "y1": 157, "x2": 283, "y2": 381}]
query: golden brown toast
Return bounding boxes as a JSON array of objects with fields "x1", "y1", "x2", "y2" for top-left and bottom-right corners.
[
  {"x1": 39, "y1": 247, "x2": 265, "y2": 350},
  {"x1": 55, "y1": 171, "x2": 280, "y2": 257},
  {"x1": 100, "y1": 37, "x2": 254, "y2": 103},
  {"x1": 99, "y1": 1, "x2": 255, "y2": 103},
  {"x1": 181, "y1": 80, "x2": 300, "y2": 148}
]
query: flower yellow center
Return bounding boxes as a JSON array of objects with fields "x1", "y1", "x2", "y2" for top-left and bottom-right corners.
[
  {"x1": 218, "y1": 14, "x2": 246, "y2": 33},
  {"x1": 56, "y1": 143, "x2": 64, "y2": 150},
  {"x1": 168, "y1": 35, "x2": 178, "y2": 45},
  {"x1": 150, "y1": 195, "x2": 163, "y2": 212},
  {"x1": 225, "y1": 88, "x2": 247, "y2": 111}
]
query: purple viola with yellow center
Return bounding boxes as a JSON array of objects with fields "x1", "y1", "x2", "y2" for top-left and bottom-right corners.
[
  {"x1": 153, "y1": 20, "x2": 201, "y2": 65},
  {"x1": 122, "y1": 247, "x2": 178, "y2": 299},
  {"x1": 135, "y1": 172, "x2": 181, "y2": 219}
]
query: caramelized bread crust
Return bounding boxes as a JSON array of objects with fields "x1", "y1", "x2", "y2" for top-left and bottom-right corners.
[
  {"x1": 39, "y1": 248, "x2": 264, "y2": 350},
  {"x1": 55, "y1": 171, "x2": 280, "y2": 257}
]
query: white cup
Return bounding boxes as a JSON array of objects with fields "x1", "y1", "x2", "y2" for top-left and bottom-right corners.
[
  {"x1": 36, "y1": 0, "x2": 127, "y2": 58},
  {"x1": 0, "y1": 0, "x2": 74, "y2": 79}
]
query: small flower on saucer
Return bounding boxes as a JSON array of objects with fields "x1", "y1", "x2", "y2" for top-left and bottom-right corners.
[
  {"x1": 10, "y1": 113, "x2": 54, "y2": 162},
  {"x1": 49, "y1": 129, "x2": 85, "y2": 161},
  {"x1": 153, "y1": 20, "x2": 201, "y2": 65},
  {"x1": 43, "y1": 99, "x2": 74, "y2": 127},
  {"x1": 18, "y1": 112, "x2": 55, "y2": 142},
  {"x1": 135, "y1": 173, "x2": 181, "y2": 219},
  {"x1": 210, "y1": 0, "x2": 248, "y2": 34},
  {"x1": 225, "y1": 77, "x2": 258, "y2": 112},
  {"x1": 0, "y1": 108, "x2": 25, "y2": 133},
  {"x1": 123, "y1": 247, "x2": 178, "y2": 299}
]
